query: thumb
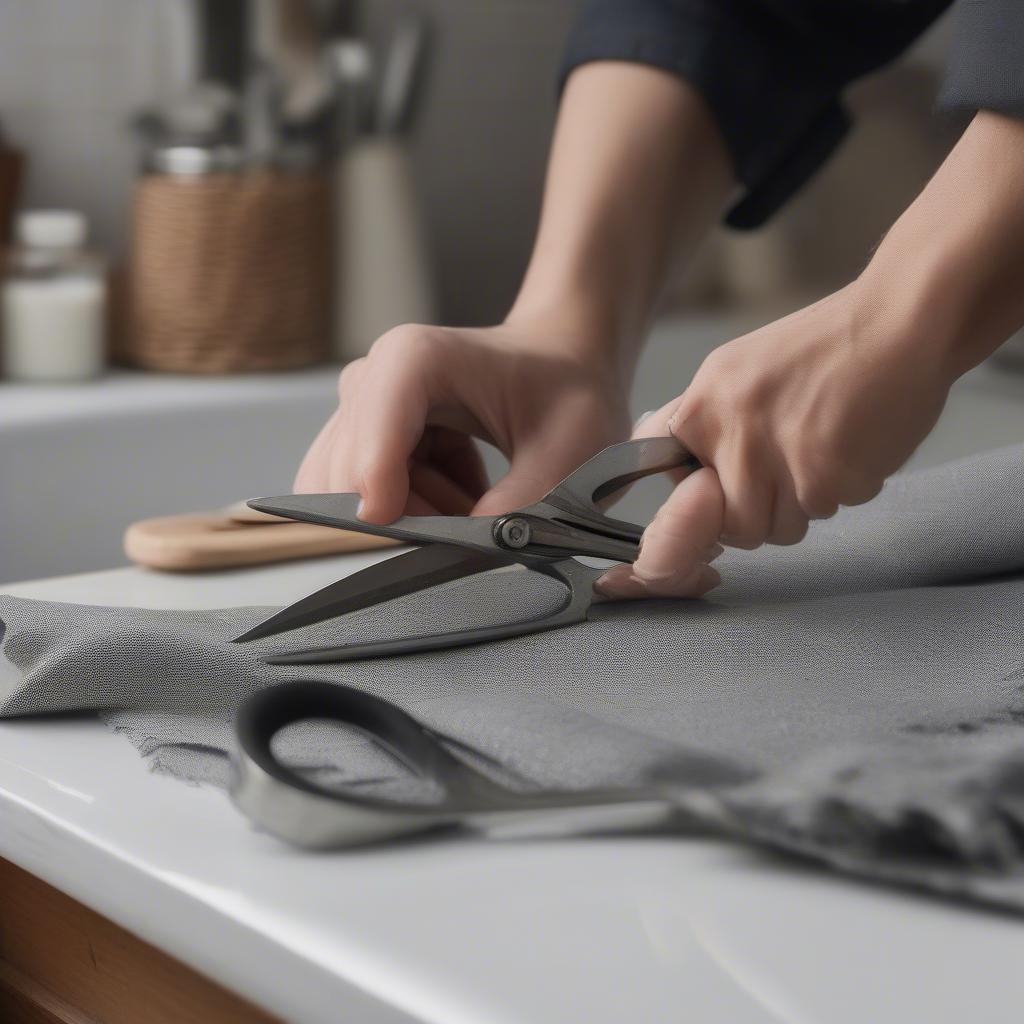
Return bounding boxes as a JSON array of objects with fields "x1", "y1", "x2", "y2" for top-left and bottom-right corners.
[
  {"x1": 471, "y1": 445, "x2": 576, "y2": 516},
  {"x1": 595, "y1": 466, "x2": 725, "y2": 599}
]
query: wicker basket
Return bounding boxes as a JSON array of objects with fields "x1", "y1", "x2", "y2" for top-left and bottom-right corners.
[{"x1": 126, "y1": 169, "x2": 331, "y2": 373}]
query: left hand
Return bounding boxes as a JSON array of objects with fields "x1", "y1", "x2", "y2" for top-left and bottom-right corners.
[{"x1": 596, "y1": 279, "x2": 953, "y2": 599}]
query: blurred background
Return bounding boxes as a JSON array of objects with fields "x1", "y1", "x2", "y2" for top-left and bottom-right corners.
[{"x1": 2, "y1": 0, "x2": 1022, "y2": 584}]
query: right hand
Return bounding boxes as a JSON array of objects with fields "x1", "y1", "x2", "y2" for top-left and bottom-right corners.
[
  {"x1": 295, "y1": 322, "x2": 632, "y2": 522},
  {"x1": 596, "y1": 279, "x2": 953, "y2": 600}
]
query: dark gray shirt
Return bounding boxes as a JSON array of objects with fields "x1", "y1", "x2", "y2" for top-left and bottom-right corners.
[{"x1": 562, "y1": 0, "x2": 1023, "y2": 228}]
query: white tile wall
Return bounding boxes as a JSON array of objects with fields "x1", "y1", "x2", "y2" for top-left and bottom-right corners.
[
  {"x1": 0, "y1": 0, "x2": 579, "y2": 321},
  {"x1": 0, "y1": 0, "x2": 199, "y2": 252}
]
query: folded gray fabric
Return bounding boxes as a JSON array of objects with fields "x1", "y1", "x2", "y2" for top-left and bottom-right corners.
[{"x1": 3, "y1": 444, "x2": 1024, "y2": 910}]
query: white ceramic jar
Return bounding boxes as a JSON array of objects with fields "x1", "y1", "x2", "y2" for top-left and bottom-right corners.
[{"x1": 2, "y1": 210, "x2": 106, "y2": 381}]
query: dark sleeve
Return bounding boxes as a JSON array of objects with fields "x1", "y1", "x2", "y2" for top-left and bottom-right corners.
[
  {"x1": 560, "y1": 0, "x2": 951, "y2": 229},
  {"x1": 940, "y1": 0, "x2": 1024, "y2": 118}
]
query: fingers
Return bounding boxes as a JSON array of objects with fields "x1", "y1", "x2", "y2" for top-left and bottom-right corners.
[
  {"x1": 408, "y1": 462, "x2": 477, "y2": 516},
  {"x1": 472, "y1": 441, "x2": 568, "y2": 516},
  {"x1": 635, "y1": 395, "x2": 811, "y2": 549},
  {"x1": 768, "y1": 488, "x2": 810, "y2": 546},
  {"x1": 710, "y1": 444, "x2": 773, "y2": 549},
  {"x1": 416, "y1": 427, "x2": 489, "y2": 505},
  {"x1": 293, "y1": 341, "x2": 432, "y2": 521},
  {"x1": 597, "y1": 562, "x2": 721, "y2": 600},
  {"x1": 350, "y1": 366, "x2": 430, "y2": 523},
  {"x1": 630, "y1": 397, "x2": 697, "y2": 485},
  {"x1": 294, "y1": 361, "x2": 369, "y2": 496},
  {"x1": 293, "y1": 407, "x2": 343, "y2": 492},
  {"x1": 595, "y1": 467, "x2": 725, "y2": 599},
  {"x1": 631, "y1": 399, "x2": 678, "y2": 441}
]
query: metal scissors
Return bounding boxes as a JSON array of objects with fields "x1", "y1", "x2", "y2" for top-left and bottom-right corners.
[
  {"x1": 230, "y1": 679, "x2": 737, "y2": 849},
  {"x1": 232, "y1": 437, "x2": 698, "y2": 663}
]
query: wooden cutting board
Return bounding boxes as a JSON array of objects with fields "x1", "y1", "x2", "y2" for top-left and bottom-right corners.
[{"x1": 124, "y1": 502, "x2": 396, "y2": 572}]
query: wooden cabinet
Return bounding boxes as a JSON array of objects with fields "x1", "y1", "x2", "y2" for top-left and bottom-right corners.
[{"x1": 0, "y1": 857, "x2": 277, "y2": 1024}]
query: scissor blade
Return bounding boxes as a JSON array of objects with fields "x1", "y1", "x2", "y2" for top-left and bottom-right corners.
[
  {"x1": 232, "y1": 544, "x2": 504, "y2": 644},
  {"x1": 247, "y1": 494, "x2": 501, "y2": 554}
]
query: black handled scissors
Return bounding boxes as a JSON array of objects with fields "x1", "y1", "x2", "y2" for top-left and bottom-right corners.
[
  {"x1": 231, "y1": 680, "x2": 716, "y2": 848},
  {"x1": 232, "y1": 437, "x2": 698, "y2": 663}
]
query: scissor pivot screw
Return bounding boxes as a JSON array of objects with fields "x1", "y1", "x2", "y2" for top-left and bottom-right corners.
[{"x1": 495, "y1": 516, "x2": 532, "y2": 549}]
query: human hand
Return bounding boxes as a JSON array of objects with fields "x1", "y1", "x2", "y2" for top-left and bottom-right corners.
[
  {"x1": 296, "y1": 321, "x2": 632, "y2": 521},
  {"x1": 596, "y1": 280, "x2": 954, "y2": 599}
]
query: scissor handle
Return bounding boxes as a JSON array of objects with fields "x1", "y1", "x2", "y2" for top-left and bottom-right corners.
[
  {"x1": 231, "y1": 680, "x2": 505, "y2": 848},
  {"x1": 543, "y1": 437, "x2": 699, "y2": 516},
  {"x1": 231, "y1": 680, "x2": 678, "y2": 849}
]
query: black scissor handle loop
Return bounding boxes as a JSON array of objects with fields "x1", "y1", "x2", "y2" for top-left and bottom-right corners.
[
  {"x1": 231, "y1": 681, "x2": 682, "y2": 849},
  {"x1": 231, "y1": 681, "x2": 492, "y2": 848},
  {"x1": 235, "y1": 680, "x2": 481, "y2": 800}
]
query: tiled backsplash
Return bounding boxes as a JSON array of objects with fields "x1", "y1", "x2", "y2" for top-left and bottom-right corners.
[{"x1": 0, "y1": 2, "x2": 196, "y2": 252}]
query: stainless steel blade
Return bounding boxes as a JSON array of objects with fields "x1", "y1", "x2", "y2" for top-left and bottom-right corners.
[
  {"x1": 263, "y1": 558, "x2": 600, "y2": 664},
  {"x1": 233, "y1": 544, "x2": 505, "y2": 643},
  {"x1": 247, "y1": 493, "x2": 503, "y2": 554}
]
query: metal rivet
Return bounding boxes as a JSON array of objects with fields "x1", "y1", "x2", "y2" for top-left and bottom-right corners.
[{"x1": 497, "y1": 516, "x2": 531, "y2": 549}]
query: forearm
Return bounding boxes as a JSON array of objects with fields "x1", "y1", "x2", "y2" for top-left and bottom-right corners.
[
  {"x1": 858, "y1": 110, "x2": 1024, "y2": 379},
  {"x1": 506, "y1": 62, "x2": 735, "y2": 379}
]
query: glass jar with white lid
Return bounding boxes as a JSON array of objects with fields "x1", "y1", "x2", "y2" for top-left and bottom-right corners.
[{"x1": 2, "y1": 210, "x2": 107, "y2": 382}]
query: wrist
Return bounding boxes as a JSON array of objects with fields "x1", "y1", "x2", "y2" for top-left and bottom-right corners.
[
  {"x1": 855, "y1": 112, "x2": 1024, "y2": 383},
  {"x1": 503, "y1": 288, "x2": 639, "y2": 381},
  {"x1": 853, "y1": 225, "x2": 988, "y2": 386}
]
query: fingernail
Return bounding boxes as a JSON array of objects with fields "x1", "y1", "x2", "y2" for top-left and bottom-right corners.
[
  {"x1": 594, "y1": 566, "x2": 643, "y2": 598},
  {"x1": 634, "y1": 409, "x2": 656, "y2": 429},
  {"x1": 356, "y1": 499, "x2": 367, "y2": 520},
  {"x1": 594, "y1": 571, "x2": 626, "y2": 596}
]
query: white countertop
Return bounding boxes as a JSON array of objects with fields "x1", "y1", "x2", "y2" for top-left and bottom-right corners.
[
  {"x1": 4, "y1": 556, "x2": 1024, "y2": 1024},
  {"x1": 5, "y1": 315, "x2": 1024, "y2": 1020}
]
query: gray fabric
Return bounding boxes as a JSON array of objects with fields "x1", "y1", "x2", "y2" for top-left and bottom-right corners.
[{"x1": 3, "y1": 444, "x2": 1024, "y2": 910}]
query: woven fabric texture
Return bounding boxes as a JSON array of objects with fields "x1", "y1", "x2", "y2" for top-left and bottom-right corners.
[{"x1": 3, "y1": 444, "x2": 1024, "y2": 909}]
